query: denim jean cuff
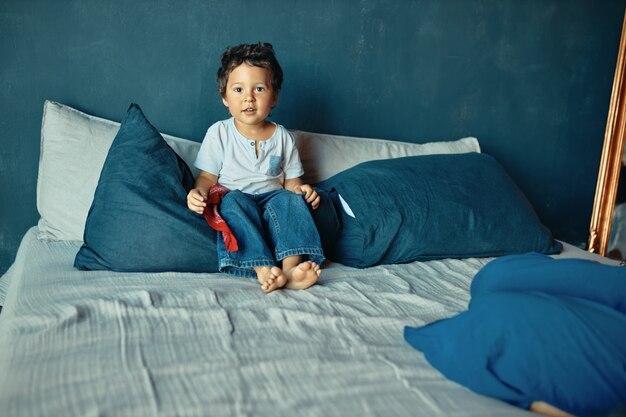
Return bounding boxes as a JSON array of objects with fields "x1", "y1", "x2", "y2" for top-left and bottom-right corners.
[
  {"x1": 219, "y1": 259, "x2": 276, "y2": 278},
  {"x1": 275, "y1": 247, "x2": 325, "y2": 266}
]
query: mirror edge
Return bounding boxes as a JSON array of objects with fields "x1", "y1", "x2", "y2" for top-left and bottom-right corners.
[{"x1": 588, "y1": 9, "x2": 626, "y2": 256}]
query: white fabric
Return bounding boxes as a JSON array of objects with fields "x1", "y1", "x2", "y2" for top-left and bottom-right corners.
[
  {"x1": 0, "y1": 229, "x2": 607, "y2": 416},
  {"x1": 0, "y1": 226, "x2": 534, "y2": 417},
  {"x1": 194, "y1": 118, "x2": 304, "y2": 194},
  {"x1": 292, "y1": 130, "x2": 481, "y2": 184},
  {"x1": 552, "y1": 240, "x2": 621, "y2": 265},
  {"x1": 36, "y1": 101, "x2": 481, "y2": 242},
  {"x1": 36, "y1": 101, "x2": 118, "y2": 241}
]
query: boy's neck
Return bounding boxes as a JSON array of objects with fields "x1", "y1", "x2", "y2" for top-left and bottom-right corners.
[{"x1": 233, "y1": 119, "x2": 276, "y2": 141}]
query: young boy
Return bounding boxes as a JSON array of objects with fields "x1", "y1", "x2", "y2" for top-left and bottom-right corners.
[{"x1": 187, "y1": 42, "x2": 324, "y2": 293}]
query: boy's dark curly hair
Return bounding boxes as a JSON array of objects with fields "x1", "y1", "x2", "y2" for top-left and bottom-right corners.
[{"x1": 217, "y1": 42, "x2": 283, "y2": 97}]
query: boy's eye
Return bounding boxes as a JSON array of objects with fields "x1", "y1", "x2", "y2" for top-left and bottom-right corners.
[
  {"x1": 233, "y1": 87, "x2": 243, "y2": 93},
  {"x1": 255, "y1": 86, "x2": 265, "y2": 92}
]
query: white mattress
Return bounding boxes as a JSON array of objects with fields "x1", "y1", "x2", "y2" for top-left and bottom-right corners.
[{"x1": 0, "y1": 227, "x2": 607, "y2": 417}]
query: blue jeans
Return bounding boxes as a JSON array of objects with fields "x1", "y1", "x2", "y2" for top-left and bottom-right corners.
[{"x1": 217, "y1": 189, "x2": 325, "y2": 278}]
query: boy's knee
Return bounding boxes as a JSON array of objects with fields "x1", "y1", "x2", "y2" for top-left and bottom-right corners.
[
  {"x1": 276, "y1": 189, "x2": 306, "y2": 204},
  {"x1": 222, "y1": 190, "x2": 253, "y2": 210},
  {"x1": 222, "y1": 190, "x2": 245, "y2": 203}
]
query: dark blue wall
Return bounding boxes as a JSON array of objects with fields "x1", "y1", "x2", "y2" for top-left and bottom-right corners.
[{"x1": 1, "y1": 0, "x2": 624, "y2": 274}]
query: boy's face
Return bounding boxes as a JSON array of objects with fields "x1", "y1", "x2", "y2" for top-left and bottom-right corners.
[{"x1": 222, "y1": 63, "x2": 278, "y2": 130}]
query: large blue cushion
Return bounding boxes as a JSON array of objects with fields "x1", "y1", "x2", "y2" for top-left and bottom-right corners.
[
  {"x1": 74, "y1": 104, "x2": 218, "y2": 272},
  {"x1": 471, "y1": 252, "x2": 626, "y2": 314},
  {"x1": 316, "y1": 153, "x2": 562, "y2": 267},
  {"x1": 404, "y1": 254, "x2": 626, "y2": 417}
]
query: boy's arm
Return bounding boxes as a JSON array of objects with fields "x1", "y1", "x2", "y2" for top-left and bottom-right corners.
[
  {"x1": 284, "y1": 177, "x2": 303, "y2": 192},
  {"x1": 284, "y1": 177, "x2": 320, "y2": 210},
  {"x1": 187, "y1": 170, "x2": 218, "y2": 214}
]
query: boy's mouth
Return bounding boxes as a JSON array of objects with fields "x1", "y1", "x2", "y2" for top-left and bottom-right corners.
[{"x1": 243, "y1": 107, "x2": 256, "y2": 113}]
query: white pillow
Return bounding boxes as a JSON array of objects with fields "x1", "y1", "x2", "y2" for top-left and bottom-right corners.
[
  {"x1": 36, "y1": 101, "x2": 480, "y2": 242},
  {"x1": 292, "y1": 130, "x2": 480, "y2": 184}
]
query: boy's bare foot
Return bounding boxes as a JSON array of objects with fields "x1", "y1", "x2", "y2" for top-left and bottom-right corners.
[
  {"x1": 254, "y1": 266, "x2": 287, "y2": 293},
  {"x1": 284, "y1": 261, "x2": 321, "y2": 290}
]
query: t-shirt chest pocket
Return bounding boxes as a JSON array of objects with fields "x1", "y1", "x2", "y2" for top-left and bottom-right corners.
[{"x1": 268, "y1": 155, "x2": 282, "y2": 177}]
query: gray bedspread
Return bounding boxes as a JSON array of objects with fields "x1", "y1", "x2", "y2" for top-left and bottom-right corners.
[{"x1": 0, "y1": 227, "x2": 530, "y2": 417}]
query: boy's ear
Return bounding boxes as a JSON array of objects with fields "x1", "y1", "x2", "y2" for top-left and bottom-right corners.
[{"x1": 222, "y1": 97, "x2": 229, "y2": 107}]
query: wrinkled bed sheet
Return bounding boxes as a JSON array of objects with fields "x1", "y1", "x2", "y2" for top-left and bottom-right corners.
[{"x1": 0, "y1": 227, "x2": 544, "y2": 417}]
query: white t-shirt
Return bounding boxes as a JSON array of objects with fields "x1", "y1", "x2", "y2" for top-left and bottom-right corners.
[{"x1": 194, "y1": 118, "x2": 304, "y2": 194}]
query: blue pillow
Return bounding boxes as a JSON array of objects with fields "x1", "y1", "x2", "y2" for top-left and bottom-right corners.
[
  {"x1": 404, "y1": 292, "x2": 626, "y2": 417},
  {"x1": 471, "y1": 253, "x2": 626, "y2": 314},
  {"x1": 404, "y1": 255, "x2": 626, "y2": 417},
  {"x1": 316, "y1": 153, "x2": 562, "y2": 267},
  {"x1": 74, "y1": 104, "x2": 218, "y2": 272}
]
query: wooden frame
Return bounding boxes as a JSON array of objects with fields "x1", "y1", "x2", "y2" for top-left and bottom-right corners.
[{"x1": 588, "y1": 9, "x2": 626, "y2": 256}]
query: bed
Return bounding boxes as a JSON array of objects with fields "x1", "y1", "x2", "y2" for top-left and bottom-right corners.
[{"x1": 0, "y1": 100, "x2": 621, "y2": 417}]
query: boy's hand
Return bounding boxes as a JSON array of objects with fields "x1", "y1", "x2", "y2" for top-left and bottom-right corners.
[
  {"x1": 294, "y1": 184, "x2": 320, "y2": 210},
  {"x1": 187, "y1": 188, "x2": 207, "y2": 214}
]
